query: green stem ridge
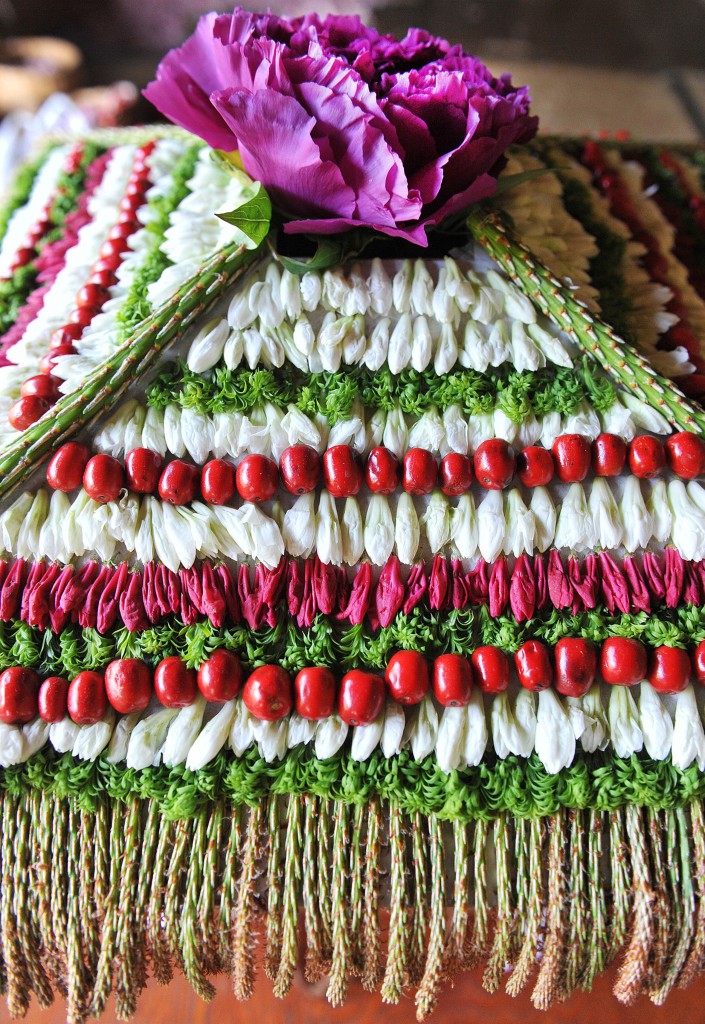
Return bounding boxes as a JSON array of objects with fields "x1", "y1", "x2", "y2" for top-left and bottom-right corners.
[{"x1": 468, "y1": 208, "x2": 705, "y2": 436}]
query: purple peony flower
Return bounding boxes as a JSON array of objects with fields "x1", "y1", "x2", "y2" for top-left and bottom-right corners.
[{"x1": 144, "y1": 9, "x2": 538, "y2": 244}]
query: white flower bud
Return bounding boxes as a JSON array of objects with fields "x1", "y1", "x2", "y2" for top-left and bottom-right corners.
[
  {"x1": 395, "y1": 491, "x2": 420, "y2": 564},
  {"x1": 535, "y1": 690, "x2": 575, "y2": 774},
  {"x1": 477, "y1": 489, "x2": 505, "y2": 562},
  {"x1": 638, "y1": 682, "x2": 673, "y2": 760},
  {"x1": 607, "y1": 686, "x2": 643, "y2": 758}
]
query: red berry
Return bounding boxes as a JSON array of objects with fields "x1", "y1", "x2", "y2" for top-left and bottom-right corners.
[
  {"x1": 592, "y1": 433, "x2": 627, "y2": 477},
  {"x1": 104, "y1": 658, "x2": 152, "y2": 714},
  {"x1": 236, "y1": 454, "x2": 279, "y2": 503},
  {"x1": 93, "y1": 253, "x2": 121, "y2": 273},
  {"x1": 471, "y1": 646, "x2": 510, "y2": 694},
  {"x1": 40, "y1": 346, "x2": 74, "y2": 374},
  {"x1": 8, "y1": 395, "x2": 49, "y2": 430},
  {"x1": 47, "y1": 441, "x2": 90, "y2": 492},
  {"x1": 338, "y1": 670, "x2": 385, "y2": 726},
  {"x1": 68, "y1": 671, "x2": 107, "y2": 725},
  {"x1": 117, "y1": 211, "x2": 140, "y2": 229},
  {"x1": 279, "y1": 444, "x2": 321, "y2": 495},
  {"x1": 628, "y1": 435, "x2": 666, "y2": 479},
  {"x1": 197, "y1": 650, "x2": 243, "y2": 703},
  {"x1": 514, "y1": 640, "x2": 553, "y2": 692},
  {"x1": 201, "y1": 459, "x2": 236, "y2": 505},
  {"x1": 401, "y1": 448, "x2": 438, "y2": 495},
  {"x1": 87, "y1": 268, "x2": 117, "y2": 288},
  {"x1": 323, "y1": 445, "x2": 363, "y2": 498},
  {"x1": 69, "y1": 305, "x2": 97, "y2": 327},
  {"x1": 694, "y1": 640, "x2": 705, "y2": 685},
  {"x1": 439, "y1": 453, "x2": 474, "y2": 496},
  {"x1": 158, "y1": 460, "x2": 199, "y2": 505},
  {"x1": 433, "y1": 654, "x2": 473, "y2": 706},
  {"x1": 107, "y1": 221, "x2": 135, "y2": 242},
  {"x1": 20, "y1": 374, "x2": 60, "y2": 400},
  {"x1": 83, "y1": 454, "x2": 124, "y2": 503},
  {"x1": 125, "y1": 447, "x2": 163, "y2": 494},
  {"x1": 552, "y1": 434, "x2": 592, "y2": 483},
  {"x1": 666, "y1": 431, "x2": 705, "y2": 479},
  {"x1": 554, "y1": 638, "x2": 597, "y2": 697},
  {"x1": 49, "y1": 323, "x2": 83, "y2": 348},
  {"x1": 154, "y1": 656, "x2": 197, "y2": 708},
  {"x1": 647, "y1": 646, "x2": 691, "y2": 694},
  {"x1": 99, "y1": 238, "x2": 127, "y2": 260},
  {"x1": 243, "y1": 665, "x2": 293, "y2": 721},
  {"x1": 366, "y1": 446, "x2": 400, "y2": 494},
  {"x1": 385, "y1": 650, "x2": 429, "y2": 705},
  {"x1": 77, "y1": 283, "x2": 109, "y2": 309},
  {"x1": 38, "y1": 676, "x2": 69, "y2": 723},
  {"x1": 516, "y1": 446, "x2": 554, "y2": 488},
  {"x1": 473, "y1": 439, "x2": 516, "y2": 490},
  {"x1": 125, "y1": 178, "x2": 149, "y2": 200},
  {"x1": 294, "y1": 666, "x2": 337, "y2": 719},
  {"x1": 600, "y1": 637, "x2": 647, "y2": 686},
  {"x1": 0, "y1": 667, "x2": 39, "y2": 724}
]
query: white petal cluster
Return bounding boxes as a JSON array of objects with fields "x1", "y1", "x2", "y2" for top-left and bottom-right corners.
[{"x1": 0, "y1": 144, "x2": 71, "y2": 276}]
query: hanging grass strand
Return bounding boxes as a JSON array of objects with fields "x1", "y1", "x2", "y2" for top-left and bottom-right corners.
[
  {"x1": 381, "y1": 803, "x2": 408, "y2": 1005},
  {"x1": 444, "y1": 819, "x2": 470, "y2": 978},
  {"x1": 198, "y1": 800, "x2": 224, "y2": 975},
  {"x1": 408, "y1": 811, "x2": 428, "y2": 987},
  {"x1": 78, "y1": 809, "x2": 99, "y2": 983},
  {"x1": 361, "y1": 796, "x2": 383, "y2": 993},
  {"x1": 163, "y1": 819, "x2": 191, "y2": 976},
  {"x1": 680, "y1": 800, "x2": 705, "y2": 988},
  {"x1": 146, "y1": 815, "x2": 174, "y2": 986},
  {"x1": 15, "y1": 791, "x2": 53, "y2": 1009},
  {"x1": 651, "y1": 806, "x2": 695, "y2": 1003},
  {"x1": 90, "y1": 802, "x2": 122, "y2": 1017},
  {"x1": 301, "y1": 795, "x2": 324, "y2": 983},
  {"x1": 180, "y1": 811, "x2": 215, "y2": 1001},
  {"x1": 327, "y1": 801, "x2": 351, "y2": 1007},
  {"x1": 264, "y1": 797, "x2": 284, "y2": 982},
  {"x1": 2, "y1": 794, "x2": 30, "y2": 1018},
  {"x1": 274, "y1": 796, "x2": 302, "y2": 999},
  {"x1": 564, "y1": 810, "x2": 587, "y2": 996},
  {"x1": 65, "y1": 803, "x2": 89, "y2": 1024},
  {"x1": 415, "y1": 814, "x2": 446, "y2": 1022},
  {"x1": 316, "y1": 799, "x2": 333, "y2": 973},
  {"x1": 483, "y1": 813, "x2": 513, "y2": 993},
  {"x1": 532, "y1": 811, "x2": 567, "y2": 1010},
  {"x1": 131, "y1": 800, "x2": 160, "y2": 997},
  {"x1": 231, "y1": 803, "x2": 262, "y2": 1001},
  {"x1": 608, "y1": 809, "x2": 631, "y2": 964},
  {"x1": 583, "y1": 809, "x2": 607, "y2": 991},
  {"x1": 348, "y1": 803, "x2": 365, "y2": 976},
  {"x1": 614, "y1": 805, "x2": 654, "y2": 1005},
  {"x1": 506, "y1": 817, "x2": 543, "y2": 997},
  {"x1": 467, "y1": 819, "x2": 489, "y2": 968}
]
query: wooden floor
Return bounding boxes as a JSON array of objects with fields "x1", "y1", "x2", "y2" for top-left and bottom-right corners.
[{"x1": 21, "y1": 963, "x2": 705, "y2": 1024}]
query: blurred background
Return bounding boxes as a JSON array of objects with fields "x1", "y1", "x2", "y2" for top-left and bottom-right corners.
[{"x1": 0, "y1": 0, "x2": 704, "y2": 190}]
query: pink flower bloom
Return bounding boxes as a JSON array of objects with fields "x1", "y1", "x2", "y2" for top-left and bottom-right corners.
[{"x1": 144, "y1": 9, "x2": 537, "y2": 244}]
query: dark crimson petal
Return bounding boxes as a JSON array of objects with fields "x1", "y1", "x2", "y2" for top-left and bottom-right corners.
[
  {"x1": 338, "y1": 562, "x2": 373, "y2": 625},
  {"x1": 466, "y1": 559, "x2": 489, "y2": 605},
  {"x1": 142, "y1": 563, "x2": 161, "y2": 624},
  {"x1": 238, "y1": 565, "x2": 262, "y2": 630},
  {"x1": 451, "y1": 559, "x2": 469, "y2": 610},
  {"x1": 642, "y1": 552, "x2": 666, "y2": 603},
  {"x1": 27, "y1": 563, "x2": 62, "y2": 628},
  {"x1": 49, "y1": 565, "x2": 74, "y2": 633},
  {"x1": 120, "y1": 572, "x2": 149, "y2": 632},
  {"x1": 215, "y1": 564, "x2": 240, "y2": 623},
  {"x1": 509, "y1": 554, "x2": 536, "y2": 622},
  {"x1": 313, "y1": 556, "x2": 340, "y2": 615},
  {"x1": 20, "y1": 562, "x2": 46, "y2": 622},
  {"x1": 80, "y1": 565, "x2": 113, "y2": 629},
  {"x1": 157, "y1": 565, "x2": 177, "y2": 616},
  {"x1": 684, "y1": 561, "x2": 702, "y2": 606},
  {"x1": 622, "y1": 557, "x2": 651, "y2": 614},
  {"x1": 402, "y1": 562, "x2": 428, "y2": 616},
  {"x1": 182, "y1": 567, "x2": 205, "y2": 615},
  {"x1": 375, "y1": 555, "x2": 405, "y2": 627},
  {"x1": 60, "y1": 560, "x2": 99, "y2": 613},
  {"x1": 97, "y1": 562, "x2": 129, "y2": 633},
  {"x1": 548, "y1": 550, "x2": 573, "y2": 609},
  {"x1": 287, "y1": 560, "x2": 306, "y2": 618},
  {"x1": 488, "y1": 557, "x2": 510, "y2": 617},
  {"x1": 598, "y1": 552, "x2": 630, "y2": 615},
  {"x1": 664, "y1": 548, "x2": 685, "y2": 607},
  {"x1": 429, "y1": 555, "x2": 450, "y2": 611},
  {"x1": 297, "y1": 558, "x2": 316, "y2": 628},
  {"x1": 201, "y1": 562, "x2": 226, "y2": 628},
  {"x1": 0, "y1": 560, "x2": 27, "y2": 621},
  {"x1": 533, "y1": 555, "x2": 548, "y2": 610},
  {"x1": 261, "y1": 558, "x2": 287, "y2": 607}
]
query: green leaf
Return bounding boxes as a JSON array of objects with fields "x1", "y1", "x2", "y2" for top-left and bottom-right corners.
[
  {"x1": 492, "y1": 166, "x2": 565, "y2": 197},
  {"x1": 279, "y1": 237, "x2": 343, "y2": 275},
  {"x1": 216, "y1": 182, "x2": 272, "y2": 249}
]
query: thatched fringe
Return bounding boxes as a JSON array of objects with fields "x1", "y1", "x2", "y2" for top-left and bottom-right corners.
[{"x1": 7, "y1": 793, "x2": 705, "y2": 1018}]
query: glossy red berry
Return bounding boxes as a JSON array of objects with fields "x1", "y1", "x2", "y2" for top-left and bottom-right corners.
[
  {"x1": 76, "y1": 283, "x2": 109, "y2": 309},
  {"x1": 279, "y1": 444, "x2": 321, "y2": 495},
  {"x1": 385, "y1": 650, "x2": 430, "y2": 705},
  {"x1": 243, "y1": 665, "x2": 293, "y2": 721},
  {"x1": 68, "y1": 670, "x2": 107, "y2": 725},
  {"x1": 471, "y1": 646, "x2": 510, "y2": 694},
  {"x1": 666, "y1": 431, "x2": 705, "y2": 479},
  {"x1": 322, "y1": 445, "x2": 363, "y2": 498},
  {"x1": 514, "y1": 640, "x2": 553, "y2": 691},
  {"x1": 236, "y1": 454, "x2": 279, "y2": 503},
  {"x1": 125, "y1": 447, "x2": 163, "y2": 494},
  {"x1": 554, "y1": 638, "x2": 597, "y2": 697},
  {"x1": 647, "y1": 646, "x2": 691, "y2": 694},
  {"x1": 68, "y1": 305, "x2": 95, "y2": 327},
  {"x1": 154, "y1": 656, "x2": 197, "y2": 708},
  {"x1": 158, "y1": 460, "x2": 199, "y2": 505},
  {"x1": 401, "y1": 448, "x2": 437, "y2": 495},
  {"x1": 628, "y1": 435, "x2": 666, "y2": 479},
  {"x1": 49, "y1": 323, "x2": 83, "y2": 348},
  {"x1": 197, "y1": 649, "x2": 243, "y2": 703},
  {"x1": 294, "y1": 666, "x2": 337, "y2": 719},
  {"x1": 93, "y1": 253, "x2": 121, "y2": 274},
  {"x1": 338, "y1": 670, "x2": 385, "y2": 725},
  {"x1": 600, "y1": 637, "x2": 647, "y2": 686},
  {"x1": 40, "y1": 346, "x2": 74, "y2": 374},
  {"x1": 104, "y1": 659, "x2": 152, "y2": 714},
  {"x1": 0, "y1": 667, "x2": 39, "y2": 724},
  {"x1": 366, "y1": 446, "x2": 400, "y2": 494},
  {"x1": 47, "y1": 441, "x2": 90, "y2": 492},
  {"x1": 439, "y1": 453, "x2": 474, "y2": 496},
  {"x1": 473, "y1": 439, "x2": 516, "y2": 490},
  {"x1": 552, "y1": 434, "x2": 592, "y2": 483},
  {"x1": 592, "y1": 433, "x2": 627, "y2": 477},
  {"x1": 433, "y1": 654, "x2": 473, "y2": 706},
  {"x1": 87, "y1": 268, "x2": 117, "y2": 288},
  {"x1": 83, "y1": 454, "x2": 124, "y2": 503},
  {"x1": 201, "y1": 459, "x2": 236, "y2": 505},
  {"x1": 516, "y1": 446, "x2": 554, "y2": 488},
  {"x1": 694, "y1": 640, "x2": 705, "y2": 685},
  {"x1": 20, "y1": 374, "x2": 60, "y2": 401},
  {"x1": 38, "y1": 676, "x2": 69, "y2": 723},
  {"x1": 8, "y1": 395, "x2": 49, "y2": 430}
]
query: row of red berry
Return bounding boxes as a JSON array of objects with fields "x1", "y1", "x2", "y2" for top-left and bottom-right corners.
[
  {"x1": 44, "y1": 428, "x2": 705, "y2": 507},
  {"x1": 2, "y1": 636, "x2": 704, "y2": 729},
  {"x1": 1, "y1": 144, "x2": 84, "y2": 280},
  {"x1": 7, "y1": 142, "x2": 156, "y2": 433}
]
